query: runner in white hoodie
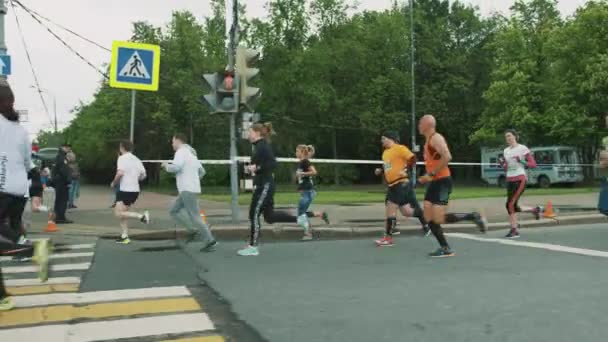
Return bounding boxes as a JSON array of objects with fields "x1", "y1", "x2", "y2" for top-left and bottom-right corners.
[{"x1": 163, "y1": 133, "x2": 217, "y2": 252}]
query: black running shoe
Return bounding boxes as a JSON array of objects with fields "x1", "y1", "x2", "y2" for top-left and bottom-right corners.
[
  {"x1": 200, "y1": 240, "x2": 218, "y2": 253},
  {"x1": 505, "y1": 229, "x2": 520, "y2": 239},
  {"x1": 429, "y1": 247, "x2": 455, "y2": 258}
]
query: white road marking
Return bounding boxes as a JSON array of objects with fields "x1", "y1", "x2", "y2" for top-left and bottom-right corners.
[
  {"x1": 3, "y1": 262, "x2": 91, "y2": 274},
  {"x1": 55, "y1": 243, "x2": 96, "y2": 250},
  {"x1": 0, "y1": 313, "x2": 214, "y2": 342},
  {"x1": 0, "y1": 252, "x2": 94, "y2": 262},
  {"x1": 5, "y1": 277, "x2": 81, "y2": 287},
  {"x1": 447, "y1": 233, "x2": 608, "y2": 258},
  {"x1": 13, "y1": 286, "x2": 192, "y2": 308}
]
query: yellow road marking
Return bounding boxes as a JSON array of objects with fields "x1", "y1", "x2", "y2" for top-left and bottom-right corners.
[
  {"x1": 7, "y1": 284, "x2": 79, "y2": 296},
  {"x1": 0, "y1": 297, "x2": 201, "y2": 327},
  {"x1": 161, "y1": 337, "x2": 225, "y2": 342}
]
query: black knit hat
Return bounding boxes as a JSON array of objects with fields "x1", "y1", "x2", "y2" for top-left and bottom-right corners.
[{"x1": 382, "y1": 130, "x2": 400, "y2": 143}]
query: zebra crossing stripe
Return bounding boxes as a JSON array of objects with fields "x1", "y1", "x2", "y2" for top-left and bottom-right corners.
[
  {"x1": 6, "y1": 284, "x2": 79, "y2": 296},
  {"x1": 0, "y1": 297, "x2": 201, "y2": 327},
  {"x1": 161, "y1": 336, "x2": 225, "y2": 342},
  {"x1": 13, "y1": 286, "x2": 191, "y2": 308},
  {"x1": 3, "y1": 262, "x2": 91, "y2": 274},
  {"x1": 5, "y1": 277, "x2": 81, "y2": 287},
  {"x1": 0, "y1": 252, "x2": 94, "y2": 262},
  {"x1": 0, "y1": 313, "x2": 214, "y2": 342}
]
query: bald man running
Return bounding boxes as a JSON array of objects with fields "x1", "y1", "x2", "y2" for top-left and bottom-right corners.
[{"x1": 418, "y1": 114, "x2": 487, "y2": 257}]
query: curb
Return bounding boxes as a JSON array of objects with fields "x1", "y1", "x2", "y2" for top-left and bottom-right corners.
[{"x1": 118, "y1": 214, "x2": 607, "y2": 241}]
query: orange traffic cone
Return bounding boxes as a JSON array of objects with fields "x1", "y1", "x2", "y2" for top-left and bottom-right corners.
[
  {"x1": 200, "y1": 210, "x2": 208, "y2": 224},
  {"x1": 543, "y1": 201, "x2": 557, "y2": 219}
]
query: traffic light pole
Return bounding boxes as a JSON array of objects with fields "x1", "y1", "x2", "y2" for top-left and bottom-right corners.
[
  {"x1": 227, "y1": 0, "x2": 240, "y2": 223},
  {"x1": 130, "y1": 89, "x2": 136, "y2": 143}
]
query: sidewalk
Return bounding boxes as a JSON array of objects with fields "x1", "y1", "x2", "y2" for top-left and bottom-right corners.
[{"x1": 26, "y1": 185, "x2": 606, "y2": 240}]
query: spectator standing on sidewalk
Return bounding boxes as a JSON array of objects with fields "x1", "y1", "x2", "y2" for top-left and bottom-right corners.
[
  {"x1": 67, "y1": 150, "x2": 80, "y2": 209},
  {"x1": 52, "y1": 143, "x2": 73, "y2": 224}
]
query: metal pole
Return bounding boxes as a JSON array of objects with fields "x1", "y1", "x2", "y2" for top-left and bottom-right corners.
[
  {"x1": 130, "y1": 89, "x2": 136, "y2": 143},
  {"x1": 229, "y1": 112, "x2": 239, "y2": 223},
  {"x1": 227, "y1": 0, "x2": 240, "y2": 223},
  {"x1": 0, "y1": 0, "x2": 7, "y2": 81},
  {"x1": 409, "y1": 0, "x2": 417, "y2": 183},
  {"x1": 53, "y1": 96, "x2": 58, "y2": 133}
]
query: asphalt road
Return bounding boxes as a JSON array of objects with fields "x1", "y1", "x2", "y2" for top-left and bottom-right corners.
[{"x1": 4, "y1": 223, "x2": 608, "y2": 341}]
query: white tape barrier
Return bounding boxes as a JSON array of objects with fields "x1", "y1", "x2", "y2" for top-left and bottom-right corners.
[{"x1": 142, "y1": 158, "x2": 598, "y2": 167}]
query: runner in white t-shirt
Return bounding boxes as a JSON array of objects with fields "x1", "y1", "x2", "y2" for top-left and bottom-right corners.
[
  {"x1": 498, "y1": 130, "x2": 542, "y2": 239},
  {"x1": 110, "y1": 140, "x2": 149, "y2": 244}
]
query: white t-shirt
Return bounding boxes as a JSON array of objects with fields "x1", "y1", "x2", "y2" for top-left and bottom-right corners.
[
  {"x1": 164, "y1": 145, "x2": 204, "y2": 194},
  {"x1": 0, "y1": 115, "x2": 32, "y2": 196},
  {"x1": 503, "y1": 144, "x2": 531, "y2": 179},
  {"x1": 117, "y1": 152, "x2": 146, "y2": 192}
]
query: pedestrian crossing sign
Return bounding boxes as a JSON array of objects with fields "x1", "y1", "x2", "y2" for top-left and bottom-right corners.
[{"x1": 110, "y1": 41, "x2": 160, "y2": 91}]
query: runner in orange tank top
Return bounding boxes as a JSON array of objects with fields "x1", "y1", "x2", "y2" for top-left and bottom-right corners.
[{"x1": 417, "y1": 114, "x2": 487, "y2": 258}]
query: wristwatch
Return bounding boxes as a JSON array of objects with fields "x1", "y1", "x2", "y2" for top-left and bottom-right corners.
[{"x1": 429, "y1": 172, "x2": 436, "y2": 177}]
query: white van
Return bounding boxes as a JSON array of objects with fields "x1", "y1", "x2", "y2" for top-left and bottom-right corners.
[{"x1": 481, "y1": 146, "x2": 584, "y2": 188}]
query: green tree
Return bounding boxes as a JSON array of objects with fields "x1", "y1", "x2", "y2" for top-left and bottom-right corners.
[{"x1": 471, "y1": 0, "x2": 562, "y2": 146}]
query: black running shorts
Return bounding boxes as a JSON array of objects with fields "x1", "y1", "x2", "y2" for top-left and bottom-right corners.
[
  {"x1": 116, "y1": 191, "x2": 139, "y2": 206},
  {"x1": 385, "y1": 182, "x2": 418, "y2": 207},
  {"x1": 424, "y1": 177, "x2": 452, "y2": 206}
]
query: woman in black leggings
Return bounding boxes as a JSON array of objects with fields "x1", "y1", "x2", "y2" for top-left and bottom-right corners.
[{"x1": 238, "y1": 122, "x2": 299, "y2": 256}]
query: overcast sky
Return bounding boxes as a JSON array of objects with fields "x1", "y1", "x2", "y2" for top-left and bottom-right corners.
[{"x1": 5, "y1": 0, "x2": 588, "y2": 138}]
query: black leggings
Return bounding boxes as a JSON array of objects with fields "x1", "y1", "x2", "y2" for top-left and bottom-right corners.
[
  {"x1": 506, "y1": 179, "x2": 526, "y2": 215},
  {"x1": 249, "y1": 182, "x2": 297, "y2": 246},
  {"x1": 0, "y1": 193, "x2": 27, "y2": 243}
]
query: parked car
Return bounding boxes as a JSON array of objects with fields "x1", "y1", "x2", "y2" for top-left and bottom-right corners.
[{"x1": 481, "y1": 146, "x2": 584, "y2": 188}]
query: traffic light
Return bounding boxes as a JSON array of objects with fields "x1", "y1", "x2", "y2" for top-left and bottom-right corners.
[
  {"x1": 236, "y1": 45, "x2": 261, "y2": 110},
  {"x1": 202, "y1": 72, "x2": 239, "y2": 113}
]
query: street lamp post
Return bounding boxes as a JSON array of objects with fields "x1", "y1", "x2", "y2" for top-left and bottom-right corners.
[{"x1": 409, "y1": 0, "x2": 417, "y2": 182}]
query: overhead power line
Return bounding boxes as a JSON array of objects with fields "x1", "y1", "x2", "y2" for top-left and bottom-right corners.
[
  {"x1": 11, "y1": 0, "x2": 109, "y2": 79},
  {"x1": 8, "y1": 0, "x2": 53, "y2": 127},
  {"x1": 13, "y1": 0, "x2": 111, "y2": 53}
]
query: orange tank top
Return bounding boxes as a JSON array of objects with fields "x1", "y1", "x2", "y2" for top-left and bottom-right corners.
[{"x1": 424, "y1": 133, "x2": 451, "y2": 180}]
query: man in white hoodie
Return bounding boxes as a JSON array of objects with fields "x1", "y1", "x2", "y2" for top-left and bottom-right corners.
[{"x1": 163, "y1": 134, "x2": 217, "y2": 252}]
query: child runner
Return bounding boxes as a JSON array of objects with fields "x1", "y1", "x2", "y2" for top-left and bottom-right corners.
[
  {"x1": 374, "y1": 131, "x2": 429, "y2": 247},
  {"x1": 110, "y1": 140, "x2": 150, "y2": 244},
  {"x1": 499, "y1": 129, "x2": 541, "y2": 238},
  {"x1": 238, "y1": 122, "x2": 301, "y2": 256},
  {"x1": 295, "y1": 144, "x2": 329, "y2": 241}
]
